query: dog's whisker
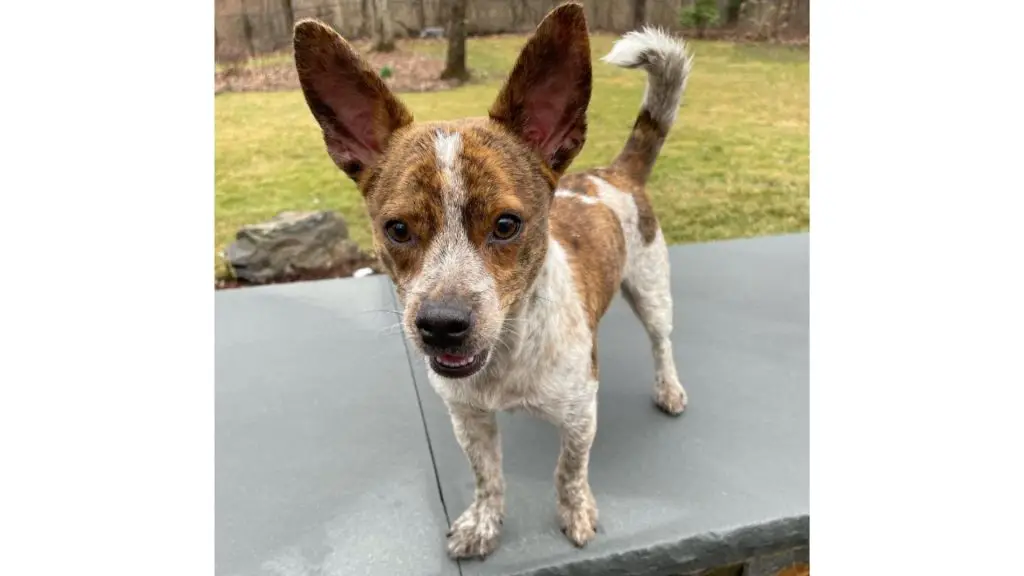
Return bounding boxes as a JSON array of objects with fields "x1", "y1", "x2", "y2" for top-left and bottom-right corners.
[
  {"x1": 377, "y1": 322, "x2": 404, "y2": 337},
  {"x1": 359, "y1": 308, "x2": 404, "y2": 316}
]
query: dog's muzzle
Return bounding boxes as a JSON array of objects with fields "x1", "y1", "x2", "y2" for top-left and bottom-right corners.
[{"x1": 415, "y1": 300, "x2": 489, "y2": 378}]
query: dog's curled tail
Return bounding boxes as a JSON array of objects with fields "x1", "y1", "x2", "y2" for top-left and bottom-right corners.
[{"x1": 601, "y1": 27, "x2": 693, "y2": 184}]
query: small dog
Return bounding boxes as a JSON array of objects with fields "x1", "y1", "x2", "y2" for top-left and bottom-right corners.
[{"x1": 293, "y1": 2, "x2": 692, "y2": 559}]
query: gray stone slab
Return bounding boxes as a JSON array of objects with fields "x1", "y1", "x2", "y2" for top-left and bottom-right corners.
[
  {"x1": 410, "y1": 234, "x2": 809, "y2": 576},
  {"x1": 215, "y1": 276, "x2": 457, "y2": 576}
]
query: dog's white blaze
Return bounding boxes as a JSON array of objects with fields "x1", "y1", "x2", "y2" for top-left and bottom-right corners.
[
  {"x1": 433, "y1": 130, "x2": 466, "y2": 242},
  {"x1": 410, "y1": 134, "x2": 470, "y2": 290},
  {"x1": 554, "y1": 189, "x2": 600, "y2": 205},
  {"x1": 434, "y1": 129, "x2": 465, "y2": 202},
  {"x1": 405, "y1": 129, "x2": 501, "y2": 370},
  {"x1": 414, "y1": 130, "x2": 493, "y2": 299},
  {"x1": 428, "y1": 130, "x2": 482, "y2": 291}
]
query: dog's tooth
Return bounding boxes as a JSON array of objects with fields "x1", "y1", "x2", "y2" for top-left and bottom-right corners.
[{"x1": 436, "y1": 354, "x2": 475, "y2": 369}]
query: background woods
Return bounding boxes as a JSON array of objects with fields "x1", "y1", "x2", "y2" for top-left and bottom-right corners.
[{"x1": 214, "y1": 0, "x2": 809, "y2": 62}]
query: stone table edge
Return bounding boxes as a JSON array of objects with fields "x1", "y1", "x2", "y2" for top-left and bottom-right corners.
[{"x1": 493, "y1": 514, "x2": 809, "y2": 576}]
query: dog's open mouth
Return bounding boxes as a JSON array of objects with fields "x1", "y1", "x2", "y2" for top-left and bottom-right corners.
[{"x1": 430, "y1": 350, "x2": 489, "y2": 379}]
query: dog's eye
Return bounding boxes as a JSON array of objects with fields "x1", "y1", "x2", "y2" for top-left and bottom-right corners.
[
  {"x1": 492, "y1": 214, "x2": 522, "y2": 242},
  {"x1": 384, "y1": 220, "x2": 412, "y2": 244}
]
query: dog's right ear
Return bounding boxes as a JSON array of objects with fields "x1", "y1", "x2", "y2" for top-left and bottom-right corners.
[
  {"x1": 293, "y1": 20, "x2": 413, "y2": 183},
  {"x1": 488, "y1": 3, "x2": 592, "y2": 178}
]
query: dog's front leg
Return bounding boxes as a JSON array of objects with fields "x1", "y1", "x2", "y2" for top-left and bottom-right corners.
[
  {"x1": 445, "y1": 403, "x2": 505, "y2": 559},
  {"x1": 555, "y1": 396, "x2": 599, "y2": 547}
]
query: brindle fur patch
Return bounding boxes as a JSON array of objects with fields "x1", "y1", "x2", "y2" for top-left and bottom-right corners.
[
  {"x1": 590, "y1": 166, "x2": 660, "y2": 245},
  {"x1": 611, "y1": 109, "x2": 668, "y2": 183},
  {"x1": 556, "y1": 173, "x2": 601, "y2": 198},
  {"x1": 549, "y1": 194, "x2": 626, "y2": 331}
]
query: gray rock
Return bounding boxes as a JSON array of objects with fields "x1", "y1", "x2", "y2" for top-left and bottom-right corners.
[
  {"x1": 225, "y1": 211, "x2": 362, "y2": 284},
  {"x1": 420, "y1": 26, "x2": 445, "y2": 39},
  {"x1": 743, "y1": 546, "x2": 808, "y2": 575}
]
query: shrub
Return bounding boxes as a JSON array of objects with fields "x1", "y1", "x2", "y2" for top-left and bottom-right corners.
[{"x1": 680, "y1": 0, "x2": 720, "y2": 38}]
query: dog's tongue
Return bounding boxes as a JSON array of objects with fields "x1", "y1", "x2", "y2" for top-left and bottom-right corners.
[{"x1": 437, "y1": 353, "x2": 475, "y2": 367}]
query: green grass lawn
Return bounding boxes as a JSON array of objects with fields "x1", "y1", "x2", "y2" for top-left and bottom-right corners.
[{"x1": 215, "y1": 34, "x2": 808, "y2": 275}]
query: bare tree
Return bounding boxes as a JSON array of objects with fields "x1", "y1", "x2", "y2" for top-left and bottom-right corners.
[
  {"x1": 280, "y1": 0, "x2": 294, "y2": 30},
  {"x1": 773, "y1": 0, "x2": 793, "y2": 39},
  {"x1": 440, "y1": 0, "x2": 469, "y2": 81},
  {"x1": 415, "y1": 0, "x2": 427, "y2": 32},
  {"x1": 368, "y1": 0, "x2": 396, "y2": 52},
  {"x1": 334, "y1": 0, "x2": 347, "y2": 35},
  {"x1": 725, "y1": 0, "x2": 744, "y2": 25},
  {"x1": 633, "y1": 0, "x2": 646, "y2": 29},
  {"x1": 241, "y1": 11, "x2": 255, "y2": 58}
]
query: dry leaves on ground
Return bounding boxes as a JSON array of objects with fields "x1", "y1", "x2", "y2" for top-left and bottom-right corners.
[{"x1": 216, "y1": 47, "x2": 458, "y2": 94}]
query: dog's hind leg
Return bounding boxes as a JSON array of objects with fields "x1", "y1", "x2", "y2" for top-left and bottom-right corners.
[{"x1": 620, "y1": 230, "x2": 687, "y2": 415}]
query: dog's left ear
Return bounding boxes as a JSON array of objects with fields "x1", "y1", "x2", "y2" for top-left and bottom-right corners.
[{"x1": 489, "y1": 2, "x2": 592, "y2": 177}]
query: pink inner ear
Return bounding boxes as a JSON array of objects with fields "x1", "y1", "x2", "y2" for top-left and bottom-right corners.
[
  {"x1": 522, "y1": 76, "x2": 579, "y2": 158},
  {"x1": 317, "y1": 80, "x2": 383, "y2": 165},
  {"x1": 340, "y1": 108, "x2": 380, "y2": 159}
]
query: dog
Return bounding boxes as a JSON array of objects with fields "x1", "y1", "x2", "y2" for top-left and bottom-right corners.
[{"x1": 293, "y1": 2, "x2": 692, "y2": 559}]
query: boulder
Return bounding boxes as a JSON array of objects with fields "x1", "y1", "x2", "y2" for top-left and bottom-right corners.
[{"x1": 225, "y1": 211, "x2": 364, "y2": 284}]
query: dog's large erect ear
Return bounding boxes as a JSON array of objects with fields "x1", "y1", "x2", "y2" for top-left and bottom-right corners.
[
  {"x1": 293, "y1": 20, "x2": 413, "y2": 182},
  {"x1": 488, "y1": 3, "x2": 592, "y2": 177}
]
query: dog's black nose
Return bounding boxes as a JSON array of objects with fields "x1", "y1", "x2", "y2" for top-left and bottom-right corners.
[{"x1": 415, "y1": 301, "x2": 472, "y2": 348}]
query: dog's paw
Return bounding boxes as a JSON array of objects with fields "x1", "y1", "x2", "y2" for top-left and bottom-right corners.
[
  {"x1": 558, "y1": 497, "x2": 598, "y2": 548},
  {"x1": 446, "y1": 503, "x2": 503, "y2": 559},
  {"x1": 655, "y1": 381, "x2": 687, "y2": 416}
]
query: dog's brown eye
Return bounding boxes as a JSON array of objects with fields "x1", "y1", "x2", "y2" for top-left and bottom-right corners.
[
  {"x1": 492, "y1": 214, "x2": 522, "y2": 242},
  {"x1": 385, "y1": 220, "x2": 412, "y2": 244}
]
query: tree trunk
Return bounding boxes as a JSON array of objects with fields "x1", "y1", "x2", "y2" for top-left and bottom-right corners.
[
  {"x1": 366, "y1": 0, "x2": 376, "y2": 40},
  {"x1": 370, "y1": 0, "x2": 396, "y2": 52},
  {"x1": 437, "y1": 0, "x2": 449, "y2": 25},
  {"x1": 360, "y1": 0, "x2": 370, "y2": 37},
  {"x1": 777, "y1": 0, "x2": 792, "y2": 39},
  {"x1": 279, "y1": 0, "x2": 294, "y2": 50},
  {"x1": 633, "y1": 0, "x2": 646, "y2": 30},
  {"x1": 440, "y1": 0, "x2": 469, "y2": 82},
  {"x1": 415, "y1": 0, "x2": 426, "y2": 32},
  {"x1": 241, "y1": 12, "x2": 255, "y2": 58},
  {"x1": 334, "y1": 0, "x2": 346, "y2": 36},
  {"x1": 725, "y1": 0, "x2": 744, "y2": 25},
  {"x1": 770, "y1": 0, "x2": 784, "y2": 40},
  {"x1": 280, "y1": 0, "x2": 294, "y2": 30}
]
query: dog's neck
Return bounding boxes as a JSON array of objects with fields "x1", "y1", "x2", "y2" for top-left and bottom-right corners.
[{"x1": 497, "y1": 232, "x2": 581, "y2": 359}]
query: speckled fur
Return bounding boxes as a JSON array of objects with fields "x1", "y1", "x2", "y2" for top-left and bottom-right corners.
[{"x1": 293, "y1": 3, "x2": 692, "y2": 559}]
